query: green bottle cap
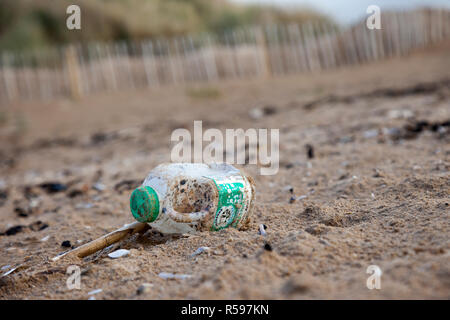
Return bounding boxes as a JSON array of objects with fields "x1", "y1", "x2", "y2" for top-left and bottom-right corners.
[{"x1": 130, "y1": 186, "x2": 160, "y2": 223}]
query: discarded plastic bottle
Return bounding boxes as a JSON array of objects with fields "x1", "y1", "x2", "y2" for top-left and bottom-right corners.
[{"x1": 130, "y1": 163, "x2": 255, "y2": 234}]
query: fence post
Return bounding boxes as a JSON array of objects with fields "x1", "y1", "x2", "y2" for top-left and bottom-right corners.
[
  {"x1": 167, "y1": 38, "x2": 180, "y2": 85},
  {"x1": 64, "y1": 45, "x2": 83, "y2": 100},
  {"x1": 142, "y1": 40, "x2": 158, "y2": 88},
  {"x1": 255, "y1": 26, "x2": 272, "y2": 78},
  {"x1": 2, "y1": 53, "x2": 18, "y2": 103},
  {"x1": 203, "y1": 34, "x2": 219, "y2": 82},
  {"x1": 286, "y1": 24, "x2": 301, "y2": 73}
]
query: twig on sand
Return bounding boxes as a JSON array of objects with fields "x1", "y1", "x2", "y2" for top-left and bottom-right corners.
[{"x1": 51, "y1": 221, "x2": 149, "y2": 261}]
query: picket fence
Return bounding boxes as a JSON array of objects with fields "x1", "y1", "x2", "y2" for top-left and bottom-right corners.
[{"x1": 0, "y1": 8, "x2": 449, "y2": 104}]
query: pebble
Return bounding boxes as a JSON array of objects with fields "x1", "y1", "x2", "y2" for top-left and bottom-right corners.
[
  {"x1": 305, "y1": 144, "x2": 314, "y2": 159},
  {"x1": 108, "y1": 249, "x2": 130, "y2": 259},
  {"x1": 61, "y1": 240, "x2": 71, "y2": 248},
  {"x1": 40, "y1": 235, "x2": 50, "y2": 242}
]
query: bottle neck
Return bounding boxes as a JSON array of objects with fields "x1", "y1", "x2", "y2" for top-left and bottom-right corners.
[{"x1": 130, "y1": 186, "x2": 160, "y2": 223}]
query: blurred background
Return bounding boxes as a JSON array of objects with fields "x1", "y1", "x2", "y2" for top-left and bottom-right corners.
[
  {"x1": 0, "y1": 0, "x2": 449, "y2": 104},
  {"x1": 1, "y1": 0, "x2": 449, "y2": 51}
]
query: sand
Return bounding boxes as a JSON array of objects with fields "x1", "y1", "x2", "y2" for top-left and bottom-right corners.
[{"x1": 0, "y1": 42, "x2": 449, "y2": 299}]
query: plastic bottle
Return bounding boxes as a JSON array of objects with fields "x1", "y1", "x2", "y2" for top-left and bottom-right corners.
[{"x1": 130, "y1": 163, "x2": 255, "y2": 234}]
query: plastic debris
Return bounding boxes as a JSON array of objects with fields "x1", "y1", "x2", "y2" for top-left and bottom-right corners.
[
  {"x1": 130, "y1": 163, "x2": 255, "y2": 234},
  {"x1": 108, "y1": 249, "x2": 130, "y2": 259}
]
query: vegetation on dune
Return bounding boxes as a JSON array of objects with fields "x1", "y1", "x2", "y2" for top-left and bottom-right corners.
[{"x1": 0, "y1": 0, "x2": 335, "y2": 51}]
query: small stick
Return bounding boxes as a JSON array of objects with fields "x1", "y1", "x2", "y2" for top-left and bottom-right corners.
[{"x1": 52, "y1": 221, "x2": 148, "y2": 261}]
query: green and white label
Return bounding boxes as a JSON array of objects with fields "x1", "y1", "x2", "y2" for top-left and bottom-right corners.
[{"x1": 208, "y1": 175, "x2": 252, "y2": 231}]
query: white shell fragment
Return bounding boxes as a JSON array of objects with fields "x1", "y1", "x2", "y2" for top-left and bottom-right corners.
[
  {"x1": 88, "y1": 289, "x2": 103, "y2": 295},
  {"x1": 158, "y1": 272, "x2": 191, "y2": 280},
  {"x1": 258, "y1": 224, "x2": 267, "y2": 236},
  {"x1": 93, "y1": 183, "x2": 106, "y2": 191},
  {"x1": 190, "y1": 246, "x2": 210, "y2": 258},
  {"x1": 108, "y1": 249, "x2": 130, "y2": 259},
  {"x1": 1, "y1": 267, "x2": 18, "y2": 277}
]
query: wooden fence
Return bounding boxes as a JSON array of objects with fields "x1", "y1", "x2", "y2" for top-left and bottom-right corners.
[{"x1": 0, "y1": 9, "x2": 449, "y2": 105}]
